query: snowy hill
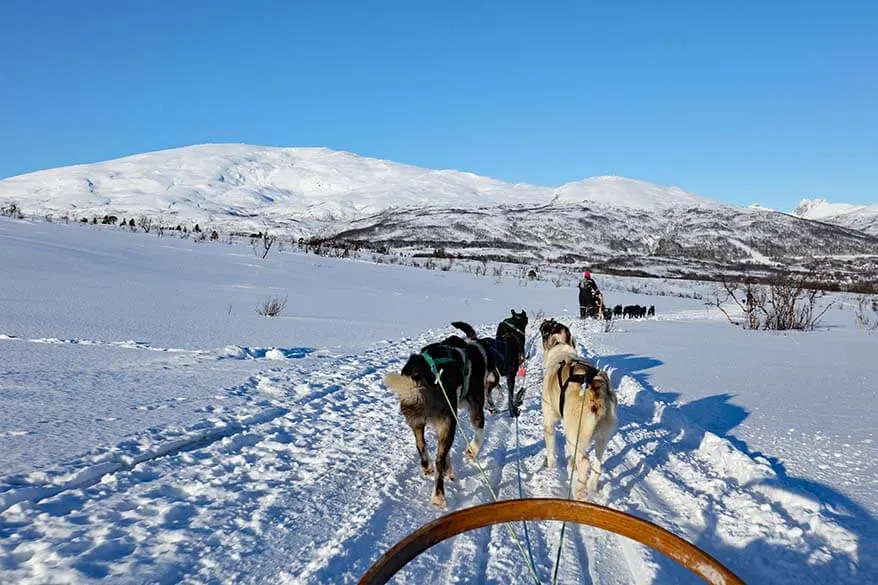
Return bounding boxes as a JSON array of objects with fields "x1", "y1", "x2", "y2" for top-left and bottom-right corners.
[
  {"x1": 327, "y1": 201, "x2": 877, "y2": 281},
  {"x1": 0, "y1": 145, "x2": 729, "y2": 230},
  {"x1": 791, "y1": 198, "x2": 878, "y2": 237},
  {"x1": 0, "y1": 144, "x2": 715, "y2": 229},
  {"x1": 1, "y1": 144, "x2": 876, "y2": 282}
]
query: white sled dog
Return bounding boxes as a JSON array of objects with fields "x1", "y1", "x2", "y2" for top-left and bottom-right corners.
[{"x1": 542, "y1": 341, "x2": 617, "y2": 495}]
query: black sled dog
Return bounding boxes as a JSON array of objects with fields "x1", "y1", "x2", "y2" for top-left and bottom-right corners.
[
  {"x1": 384, "y1": 322, "x2": 499, "y2": 508},
  {"x1": 483, "y1": 310, "x2": 529, "y2": 417}
]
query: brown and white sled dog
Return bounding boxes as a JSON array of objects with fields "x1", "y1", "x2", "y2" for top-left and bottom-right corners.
[
  {"x1": 539, "y1": 318, "x2": 575, "y2": 352},
  {"x1": 384, "y1": 322, "x2": 499, "y2": 508},
  {"x1": 541, "y1": 341, "x2": 617, "y2": 496}
]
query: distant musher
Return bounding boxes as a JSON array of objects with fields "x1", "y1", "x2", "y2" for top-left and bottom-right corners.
[{"x1": 578, "y1": 271, "x2": 602, "y2": 319}]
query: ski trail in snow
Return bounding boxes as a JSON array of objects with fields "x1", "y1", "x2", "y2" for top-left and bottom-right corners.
[
  {"x1": 0, "y1": 315, "x2": 872, "y2": 584},
  {"x1": 0, "y1": 332, "x2": 317, "y2": 362}
]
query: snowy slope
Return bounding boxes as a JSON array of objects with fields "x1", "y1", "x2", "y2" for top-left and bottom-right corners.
[
  {"x1": 792, "y1": 198, "x2": 878, "y2": 236},
  {"x1": 330, "y1": 202, "x2": 878, "y2": 281},
  {"x1": 554, "y1": 175, "x2": 718, "y2": 209},
  {"x1": 0, "y1": 144, "x2": 717, "y2": 231},
  {"x1": 2, "y1": 145, "x2": 876, "y2": 281},
  {"x1": 0, "y1": 218, "x2": 875, "y2": 584}
]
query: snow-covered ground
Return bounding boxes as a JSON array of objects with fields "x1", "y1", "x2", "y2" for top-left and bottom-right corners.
[{"x1": 0, "y1": 217, "x2": 875, "y2": 584}]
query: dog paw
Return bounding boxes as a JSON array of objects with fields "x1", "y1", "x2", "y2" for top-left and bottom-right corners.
[
  {"x1": 445, "y1": 467, "x2": 456, "y2": 481},
  {"x1": 422, "y1": 464, "x2": 435, "y2": 477},
  {"x1": 465, "y1": 443, "x2": 478, "y2": 460},
  {"x1": 431, "y1": 493, "x2": 447, "y2": 509},
  {"x1": 546, "y1": 457, "x2": 557, "y2": 469},
  {"x1": 574, "y1": 486, "x2": 590, "y2": 501},
  {"x1": 586, "y1": 475, "x2": 599, "y2": 493}
]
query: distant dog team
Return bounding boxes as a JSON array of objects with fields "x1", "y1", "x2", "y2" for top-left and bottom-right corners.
[{"x1": 612, "y1": 304, "x2": 655, "y2": 319}]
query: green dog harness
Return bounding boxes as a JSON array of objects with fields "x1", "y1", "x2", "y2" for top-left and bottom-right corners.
[{"x1": 421, "y1": 345, "x2": 470, "y2": 399}]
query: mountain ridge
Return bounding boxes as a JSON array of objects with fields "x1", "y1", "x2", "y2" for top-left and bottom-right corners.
[
  {"x1": 790, "y1": 198, "x2": 878, "y2": 236},
  {"x1": 1, "y1": 144, "x2": 875, "y2": 285},
  {"x1": 0, "y1": 143, "x2": 725, "y2": 226}
]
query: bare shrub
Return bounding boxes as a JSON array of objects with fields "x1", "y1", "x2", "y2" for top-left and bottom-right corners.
[
  {"x1": 855, "y1": 294, "x2": 878, "y2": 334},
  {"x1": 257, "y1": 295, "x2": 287, "y2": 317},
  {"x1": 715, "y1": 271, "x2": 833, "y2": 331},
  {"x1": 1, "y1": 201, "x2": 22, "y2": 218},
  {"x1": 137, "y1": 215, "x2": 153, "y2": 233}
]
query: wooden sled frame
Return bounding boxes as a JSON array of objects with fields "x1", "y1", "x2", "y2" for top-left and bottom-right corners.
[{"x1": 359, "y1": 498, "x2": 744, "y2": 584}]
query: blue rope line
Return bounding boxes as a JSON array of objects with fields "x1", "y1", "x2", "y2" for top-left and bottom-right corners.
[{"x1": 515, "y1": 414, "x2": 540, "y2": 582}]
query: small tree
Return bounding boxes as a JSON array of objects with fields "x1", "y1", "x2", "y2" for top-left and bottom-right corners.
[{"x1": 137, "y1": 216, "x2": 153, "y2": 233}]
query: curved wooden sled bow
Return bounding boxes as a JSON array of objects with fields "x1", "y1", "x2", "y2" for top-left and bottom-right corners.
[{"x1": 359, "y1": 498, "x2": 745, "y2": 585}]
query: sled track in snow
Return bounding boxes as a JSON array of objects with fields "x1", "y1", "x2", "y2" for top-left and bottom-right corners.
[{"x1": 0, "y1": 317, "x2": 872, "y2": 584}]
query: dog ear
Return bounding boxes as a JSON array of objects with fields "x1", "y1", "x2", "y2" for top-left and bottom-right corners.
[{"x1": 510, "y1": 309, "x2": 515, "y2": 316}]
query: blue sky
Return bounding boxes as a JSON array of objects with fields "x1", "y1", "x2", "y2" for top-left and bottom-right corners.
[{"x1": 1, "y1": 0, "x2": 875, "y2": 209}]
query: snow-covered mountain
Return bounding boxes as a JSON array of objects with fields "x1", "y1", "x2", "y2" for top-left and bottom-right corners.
[
  {"x1": 0, "y1": 144, "x2": 719, "y2": 230},
  {"x1": 1, "y1": 144, "x2": 876, "y2": 282},
  {"x1": 791, "y1": 198, "x2": 878, "y2": 237}
]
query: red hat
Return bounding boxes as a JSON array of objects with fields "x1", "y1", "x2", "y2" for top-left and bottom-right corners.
[{"x1": 583, "y1": 271, "x2": 591, "y2": 279}]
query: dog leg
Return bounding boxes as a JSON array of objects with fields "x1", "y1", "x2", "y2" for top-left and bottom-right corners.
[
  {"x1": 465, "y1": 426, "x2": 484, "y2": 460},
  {"x1": 572, "y1": 451, "x2": 590, "y2": 499},
  {"x1": 465, "y1": 406, "x2": 485, "y2": 460},
  {"x1": 588, "y1": 429, "x2": 610, "y2": 492},
  {"x1": 413, "y1": 423, "x2": 433, "y2": 476},
  {"x1": 507, "y1": 375, "x2": 519, "y2": 418},
  {"x1": 444, "y1": 453, "x2": 456, "y2": 481},
  {"x1": 543, "y1": 406, "x2": 557, "y2": 469},
  {"x1": 432, "y1": 418, "x2": 456, "y2": 508}
]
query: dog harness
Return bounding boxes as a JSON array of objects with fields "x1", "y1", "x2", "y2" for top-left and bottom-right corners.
[
  {"x1": 465, "y1": 338, "x2": 495, "y2": 392},
  {"x1": 421, "y1": 346, "x2": 470, "y2": 400},
  {"x1": 499, "y1": 317, "x2": 526, "y2": 338},
  {"x1": 487, "y1": 338, "x2": 509, "y2": 371},
  {"x1": 556, "y1": 359, "x2": 598, "y2": 417},
  {"x1": 540, "y1": 319, "x2": 568, "y2": 343}
]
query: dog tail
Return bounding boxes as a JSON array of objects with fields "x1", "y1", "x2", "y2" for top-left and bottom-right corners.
[
  {"x1": 586, "y1": 372, "x2": 616, "y2": 416},
  {"x1": 384, "y1": 373, "x2": 423, "y2": 405},
  {"x1": 451, "y1": 321, "x2": 478, "y2": 340}
]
